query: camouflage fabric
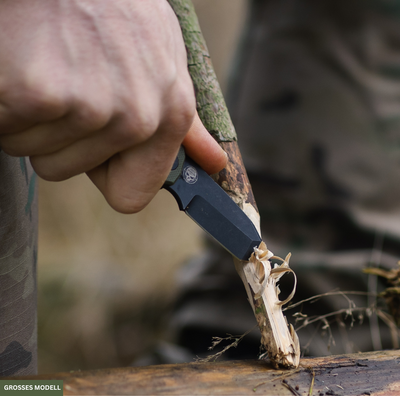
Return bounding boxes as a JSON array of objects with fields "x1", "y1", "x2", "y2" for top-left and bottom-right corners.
[
  {"x1": 136, "y1": 0, "x2": 400, "y2": 364},
  {"x1": 0, "y1": 151, "x2": 38, "y2": 376},
  {"x1": 232, "y1": 0, "x2": 400, "y2": 254}
]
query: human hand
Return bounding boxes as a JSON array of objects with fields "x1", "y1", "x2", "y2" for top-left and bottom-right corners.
[{"x1": 0, "y1": 0, "x2": 227, "y2": 213}]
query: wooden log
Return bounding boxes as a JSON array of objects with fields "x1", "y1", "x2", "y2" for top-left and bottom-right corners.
[
  {"x1": 167, "y1": 0, "x2": 300, "y2": 367},
  {"x1": 12, "y1": 350, "x2": 400, "y2": 395}
]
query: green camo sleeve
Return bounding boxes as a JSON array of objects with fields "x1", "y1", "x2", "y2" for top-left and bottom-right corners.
[{"x1": 0, "y1": 151, "x2": 38, "y2": 376}]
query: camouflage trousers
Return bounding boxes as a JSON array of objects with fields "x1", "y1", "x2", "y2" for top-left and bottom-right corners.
[
  {"x1": 137, "y1": 0, "x2": 400, "y2": 364},
  {"x1": 0, "y1": 151, "x2": 37, "y2": 376}
]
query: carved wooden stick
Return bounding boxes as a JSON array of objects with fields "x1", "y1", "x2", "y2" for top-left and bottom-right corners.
[{"x1": 168, "y1": 0, "x2": 299, "y2": 368}]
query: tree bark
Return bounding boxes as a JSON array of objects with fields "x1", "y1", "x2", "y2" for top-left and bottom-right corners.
[
  {"x1": 167, "y1": 0, "x2": 236, "y2": 143},
  {"x1": 167, "y1": 0, "x2": 300, "y2": 368},
  {"x1": 14, "y1": 350, "x2": 400, "y2": 395}
]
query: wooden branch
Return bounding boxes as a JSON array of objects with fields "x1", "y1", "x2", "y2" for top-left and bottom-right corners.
[
  {"x1": 167, "y1": 0, "x2": 236, "y2": 143},
  {"x1": 14, "y1": 350, "x2": 400, "y2": 395},
  {"x1": 168, "y1": 0, "x2": 300, "y2": 367}
]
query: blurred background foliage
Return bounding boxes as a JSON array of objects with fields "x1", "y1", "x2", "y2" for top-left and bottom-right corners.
[{"x1": 37, "y1": 0, "x2": 249, "y2": 374}]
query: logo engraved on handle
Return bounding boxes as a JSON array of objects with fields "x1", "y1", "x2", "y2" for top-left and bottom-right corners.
[{"x1": 183, "y1": 166, "x2": 198, "y2": 184}]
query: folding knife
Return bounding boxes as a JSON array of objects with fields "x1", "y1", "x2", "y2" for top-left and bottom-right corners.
[{"x1": 163, "y1": 147, "x2": 262, "y2": 261}]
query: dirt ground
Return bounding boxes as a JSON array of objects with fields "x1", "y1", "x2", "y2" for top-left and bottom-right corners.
[{"x1": 37, "y1": 0, "x2": 249, "y2": 374}]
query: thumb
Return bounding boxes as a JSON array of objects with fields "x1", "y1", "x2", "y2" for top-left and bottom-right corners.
[{"x1": 182, "y1": 112, "x2": 227, "y2": 174}]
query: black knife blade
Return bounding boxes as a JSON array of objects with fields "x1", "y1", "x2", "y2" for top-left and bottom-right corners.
[{"x1": 163, "y1": 147, "x2": 262, "y2": 261}]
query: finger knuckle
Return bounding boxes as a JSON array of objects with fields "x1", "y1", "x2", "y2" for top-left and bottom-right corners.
[
  {"x1": 164, "y1": 62, "x2": 179, "y2": 88},
  {"x1": 70, "y1": 99, "x2": 112, "y2": 131},
  {"x1": 166, "y1": 84, "x2": 196, "y2": 135},
  {"x1": 179, "y1": 95, "x2": 196, "y2": 129},
  {"x1": 113, "y1": 113, "x2": 159, "y2": 148},
  {"x1": 133, "y1": 114, "x2": 159, "y2": 142},
  {"x1": 17, "y1": 81, "x2": 68, "y2": 120}
]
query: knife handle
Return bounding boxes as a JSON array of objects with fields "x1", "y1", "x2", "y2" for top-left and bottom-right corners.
[{"x1": 163, "y1": 146, "x2": 186, "y2": 187}]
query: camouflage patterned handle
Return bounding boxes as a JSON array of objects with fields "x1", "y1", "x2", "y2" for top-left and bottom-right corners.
[{"x1": 163, "y1": 146, "x2": 186, "y2": 187}]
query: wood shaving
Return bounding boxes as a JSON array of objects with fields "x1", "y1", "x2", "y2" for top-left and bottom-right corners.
[{"x1": 234, "y1": 205, "x2": 300, "y2": 368}]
